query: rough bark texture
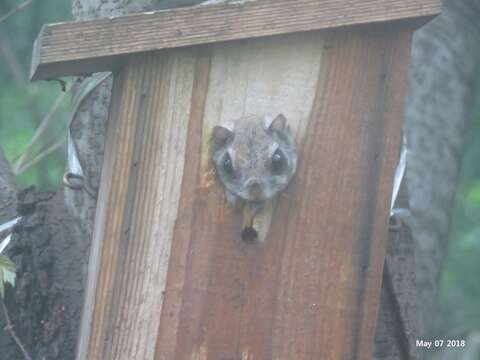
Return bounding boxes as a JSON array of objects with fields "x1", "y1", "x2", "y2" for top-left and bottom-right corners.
[
  {"x1": 65, "y1": 77, "x2": 112, "y2": 238},
  {"x1": 406, "y1": 0, "x2": 480, "y2": 341},
  {"x1": 374, "y1": 182, "x2": 417, "y2": 360},
  {"x1": 1, "y1": 147, "x2": 89, "y2": 359},
  {"x1": 1, "y1": 189, "x2": 84, "y2": 360},
  {"x1": 373, "y1": 0, "x2": 480, "y2": 359},
  {"x1": 0, "y1": 148, "x2": 17, "y2": 218}
]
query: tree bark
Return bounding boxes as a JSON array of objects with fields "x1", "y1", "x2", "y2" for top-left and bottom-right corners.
[
  {"x1": 374, "y1": 0, "x2": 480, "y2": 358},
  {"x1": 0, "y1": 147, "x2": 17, "y2": 219},
  {"x1": 374, "y1": 181, "x2": 418, "y2": 360},
  {"x1": 406, "y1": 0, "x2": 480, "y2": 341}
]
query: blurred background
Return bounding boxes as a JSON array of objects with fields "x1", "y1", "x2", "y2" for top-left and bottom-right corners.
[
  {"x1": 0, "y1": 0, "x2": 70, "y2": 190},
  {"x1": 0, "y1": 0, "x2": 479, "y2": 358}
]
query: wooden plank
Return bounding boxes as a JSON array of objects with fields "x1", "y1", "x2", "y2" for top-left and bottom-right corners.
[
  {"x1": 30, "y1": 0, "x2": 441, "y2": 80},
  {"x1": 76, "y1": 49, "x2": 197, "y2": 360},
  {"x1": 155, "y1": 31, "x2": 325, "y2": 360},
  {"x1": 78, "y1": 22, "x2": 415, "y2": 360},
  {"x1": 144, "y1": 22, "x2": 409, "y2": 359}
]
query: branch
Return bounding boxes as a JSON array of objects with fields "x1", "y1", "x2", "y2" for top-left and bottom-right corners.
[
  {"x1": 15, "y1": 139, "x2": 65, "y2": 176},
  {"x1": 0, "y1": 32, "x2": 24, "y2": 86},
  {"x1": 0, "y1": 148, "x2": 17, "y2": 208},
  {"x1": 1, "y1": 300, "x2": 32, "y2": 360},
  {"x1": 0, "y1": 0, "x2": 33, "y2": 25},
  {"x1": 14, "y1": 91, "x2": 67, "y2": 172},
  {"x1": 0, "y1": 200, "x2": 14, "y2": 218}
]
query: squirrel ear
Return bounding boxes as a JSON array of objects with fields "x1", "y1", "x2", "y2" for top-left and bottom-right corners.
[
  {"x1": 267, "y1": 114, "x2": 287, "y2": 133},
  {"x1": 212, "y1": 125, "x2": 234, "y2": 146}
]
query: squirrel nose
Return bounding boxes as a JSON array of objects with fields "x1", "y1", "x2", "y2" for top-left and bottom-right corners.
[{"x1": 247, "y1": 180, "x2": 264, "y2": 200}]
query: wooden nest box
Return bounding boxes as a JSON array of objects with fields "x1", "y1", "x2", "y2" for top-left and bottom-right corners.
[{"x1": 31, "y1": 0, "x2": 440, "y2": 359}]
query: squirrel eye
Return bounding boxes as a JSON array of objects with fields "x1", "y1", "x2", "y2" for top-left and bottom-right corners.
[
  {"x1": 271, "y1": 150, "x2": 286, "y2": 174},
  {"x1": 222, "y1": 154, "x2": 235, "y2": 178}
]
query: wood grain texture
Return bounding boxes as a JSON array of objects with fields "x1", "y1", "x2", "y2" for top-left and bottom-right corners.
[
  {"x1": 78, "y1": 23, "x2": 416, "y2": 360},
  {"x1": 76, "y1": 50, "x2": 196, "y2": 360},
  {"x1": 150, "y1": 24, "x2": 412, "y2": 360},
  {"x1": 30, "y1": 0, "x2": 440, "y2": 80}
]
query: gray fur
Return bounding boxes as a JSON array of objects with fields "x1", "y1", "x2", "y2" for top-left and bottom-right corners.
[{"x1": 212, "y1": 114, "x2": 297, "y2": 208}]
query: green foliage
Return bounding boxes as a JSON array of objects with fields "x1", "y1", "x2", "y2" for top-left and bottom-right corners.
[
  {"x1": 434, "y1": 68, "x2": 480, "y2": 338},
  {"x1": 0, "y1": 82, "x2": 70, "y2": 189},
  {"x1": 0, "y1": 0, "x2": 71, "y2": 190},
  {"x1": 0, "y1": 255, "x2": 15, "y2": 298}
]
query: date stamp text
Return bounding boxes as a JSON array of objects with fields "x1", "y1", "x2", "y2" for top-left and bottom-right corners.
[{"x1": 416, "y1": 339, "x2": 466, "y2": 349}]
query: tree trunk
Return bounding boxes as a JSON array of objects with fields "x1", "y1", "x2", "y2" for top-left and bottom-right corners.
[
  {"x1": 406, "y1": 0, "x2": 480, "y2": 341},
  {"x1": 373, "y1": 0, "x2": 480, "y2": 358}
]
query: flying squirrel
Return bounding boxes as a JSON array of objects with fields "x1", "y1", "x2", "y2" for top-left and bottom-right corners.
[{"x1": 211, "y1": 114, "x2": 298, "y2": 214}]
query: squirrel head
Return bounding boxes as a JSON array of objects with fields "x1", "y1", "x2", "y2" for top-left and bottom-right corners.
[{"x1": 211, "y1": 114, "x2": 297, "y2": 204}]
